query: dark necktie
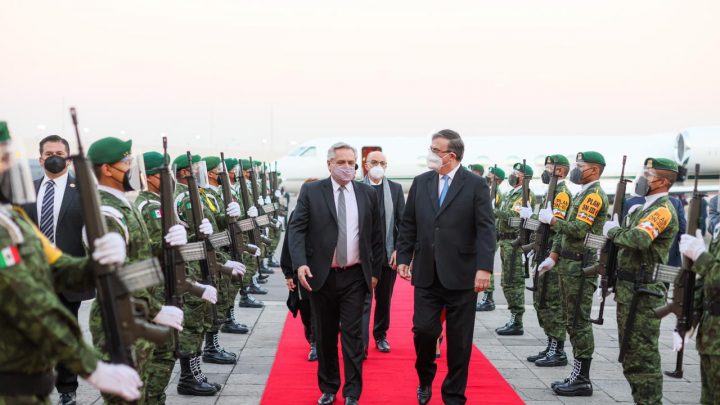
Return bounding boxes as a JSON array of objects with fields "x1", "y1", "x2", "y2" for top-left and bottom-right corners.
[{"x1": 40, "y1": 180, "x2": 55, "y2": 242}]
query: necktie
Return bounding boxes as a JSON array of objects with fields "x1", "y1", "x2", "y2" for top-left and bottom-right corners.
[
  {"x1": 439, "y1": 175, "x2": 450, "y2": 206},
  {"x1": 336, "y1": 186, "x2": 347, "y2": 266},
  {"x1": 40, "y1": 180, "x2": 55, "y2": 242}
]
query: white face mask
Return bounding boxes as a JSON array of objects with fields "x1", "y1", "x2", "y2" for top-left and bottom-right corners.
[
  {"x1": 426, "y1": 151, "x2": 445, "y2": 171},
  {"x1": 368, "y1": 165, "x2": 385, "y2": 180}
]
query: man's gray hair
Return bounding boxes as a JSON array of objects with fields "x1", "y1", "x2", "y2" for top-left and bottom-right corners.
[{"x1": 327, "y1": 142, "x2": 358, "y2": 161}]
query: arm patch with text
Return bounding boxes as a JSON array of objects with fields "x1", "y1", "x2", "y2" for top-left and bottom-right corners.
[
  {"x1": 636, "y1": 206, "x2": 672, "y2": 241},
  {"x1": 553, "y1": 192, "x2": 571, "y2": 220},
  {"x1": 576, "y1": 192, "x2": 603, "y2": 225}
]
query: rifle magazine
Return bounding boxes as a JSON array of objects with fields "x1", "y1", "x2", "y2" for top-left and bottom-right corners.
[
  {"x1": 654, "y1": 264, "x2": 681, "y2": 285},
  {"x1": 523, "y1": 218, "x2": 541, "y2": 231},
  {"x1": 118, "y1": 258, "x2": 164, "y2": 293},
  {"x1": 507, "y1": 217, "x2": 522, "y2": 228},
  {"x1": 584, "y1": 233, "x2": 608, "y2": 250},
  {"x1": 208, "y1": 230, "x2": 231, "y2": 248}
]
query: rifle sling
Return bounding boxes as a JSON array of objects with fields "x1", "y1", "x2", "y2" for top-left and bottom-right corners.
[{"x1": 617, "y1": 270, "x2": 655, "y2": 284}]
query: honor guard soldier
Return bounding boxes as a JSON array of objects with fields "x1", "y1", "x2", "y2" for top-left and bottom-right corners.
[{"x1": 477, "y1": 166, "x2": 506, "y2": 312}]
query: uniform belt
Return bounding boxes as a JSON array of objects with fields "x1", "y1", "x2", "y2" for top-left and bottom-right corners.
[
  {"x1": 497, "y1": 232, "x2": 517, "y2": 240},
  {"x1": 617, "y1": 270, "x2": 655, "y2": 284},
  {"x1": 0, "y1": 370, "x2": 55, "y2": 396},
  {"x1": 705, "y1": 301, "x2": 720, "y2": 316},
  {"x1": 331, "y1": 263, "x2": 361, "y2": 272},
  {"x1": 560, "y1": 249, "x2": 584, "y2": 262}
]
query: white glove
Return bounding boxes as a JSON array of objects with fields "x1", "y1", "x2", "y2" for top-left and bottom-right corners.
[
  {"x1": 680, "y1": 229, "x2": 707, "y2": 261},
  {"x1": 274, "y1": 190, "x2": 282, "y2": 198},
  {"x1": 519, "y1": 202, "x2": 533, "y2": 220},
  {"x1": 200, "y1": 284, "x2": 217, "y2": 304},
  {"x1": 538, "y1": 257, "x2": 556, "y2": 275},
  {"x1": 84, "y1": 362, "x2": 142, "y2": 401},
  {"x1": 603, "y1": 213, "x2": 620, "y2": 237},
  {"x1": 152, "y1": 305, "x2": 184, "y2": 331},
  {"x1": 224, "y1": 260, "x2": 246, "y2": 277},
  {"x1": 199, "y1": 218, "x2": 213, "y2": 235},
  {"x1": 672, "y1": 328, "x2": 695, "y2": 352},
  {"x1": 264, "y1": 196, "x2": 272, "y2": 205},
  {"x1": 93, "y1": 233, "x2": 127, "y2": 265},
  {"x1": 226, "y1": 201, "x2": 241, "y2": 218},
  {"x1": 538, "y1": 202, "x2": 554, "y2": 224},
  {"x1": 257, "y1": 197, "x2": 264, "y2": 206},
  {"x1": 164, "y1": 224, "x2": 187, "y2": 247},
  {"x1": 247, "y1": 206, "x2": 259, "y2": 218},
  {"x1": 596, "y1": 287, "x2": 604, "y2": 301}
]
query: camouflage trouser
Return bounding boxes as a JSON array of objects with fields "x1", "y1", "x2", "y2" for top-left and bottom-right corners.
[
  {"x1": 499, "y1": 240, "x2": 526, "y2": 321},
  {"x1": 241, "y1": 233, "x2": 259, "y2": 286},
  {"x1": 556, "y1": 258, "x2": 597, "y2": 359},
  {"x1": 0, "y1": 395, "x2": 50, "y2": 405},
  {"x1": 143, "y1": 334, "x2": 176, "y2": 405},
  {"x1": 214, "y1": 272, "x2": 234, "y2": 326},
  {"x1": 534, "y1": 269, "x2": 566, "y2": 340},
  {"x1": 701, "y1": 354, "x2": 720, "y2": 405},
  {"x1": 617, "y1": 290, "x2": 664, "y2": 405},
  {"x1": 267, "y1": 226, "x2": 280, "y2": 255},
  {"x1": 178, "y1": 295, "x2": 213, "y2": 356}
]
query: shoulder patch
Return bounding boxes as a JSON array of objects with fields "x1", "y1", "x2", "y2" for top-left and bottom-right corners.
[
  {"x1": 635, "y1": 206, "x2": 672, "y2": 241},
  {"x1": 553, "y1": 192, "x2": 571, "y2": 220},
  {"x1": 0, "y1": 245, "x2": 21, "y2": 268},
  {"x1": 576, "y1": 192, "x2": 604, "y2": 225}
]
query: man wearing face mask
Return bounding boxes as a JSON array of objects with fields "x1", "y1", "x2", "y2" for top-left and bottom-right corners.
[
  {"x1": 23, "y1": 135, "x2": 94, "y2": 405},
  {"x1": 536, "y1": 151, "x2": 608, "y2": 397},
  {"x1": 525, "y1": 155, "x2": 571, "y2": 367},
  {"x1": 396, "y1": 129, "x2": 496, "y2": 405},
  {"x1": 86, "y1": 137, "x2": 185, "y2": 404},
  {"x1": 603, "y1": 158, "x2": 679, "y2": 405},
  {"x1": 494, "y1": 162, "x2": 537, "y2": 336},
  {"x1": 288, "y1": 142, "x2": 384, "y2": 405},
  {"x1": 360, "y1": 150, "x2": 405, "y2": 356},
  {"x1": 476, "y1": 166, "x2": 506, "y2": 312}
]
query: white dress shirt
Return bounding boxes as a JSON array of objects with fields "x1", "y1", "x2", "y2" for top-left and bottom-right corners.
[
  {"x1": 643, "y1": 192, "x2": 669, "y2": 211},
  {"x1": 438, "y1": 164, "x2": 461, "y2": 196},
  {"x1": 331, "y1": 177, "x2": 360, "y2": 267},
  {"x1": 36, "y1": 172, "x2": 69, "y2": 237}
]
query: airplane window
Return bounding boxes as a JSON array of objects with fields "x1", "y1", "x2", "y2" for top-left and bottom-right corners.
[
  {"x1": 300, "y1": 146, "x2": 316, "y2": 157},
  {"x1": 289, "y1": 147, "x2": 307, "y2": 156}
]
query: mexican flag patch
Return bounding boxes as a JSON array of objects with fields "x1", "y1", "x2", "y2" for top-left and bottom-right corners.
[
  {"x1": 0, "y1": 245, "x2": 21, "y2": 268},
  {"x1": 151, "y1": 208, "x2": 162, "y2": 219}
]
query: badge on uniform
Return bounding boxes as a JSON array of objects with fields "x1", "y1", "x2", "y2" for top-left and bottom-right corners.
[
  {"x1": 151, "y1": 208, "x2": 162, "y2": 219},
  {"x1": 0, "y1": 245, "x2": 21, "y2": 268}
]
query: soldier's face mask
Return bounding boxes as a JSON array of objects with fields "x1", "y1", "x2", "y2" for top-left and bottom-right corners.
[
  {"x1": 109, "y1": 156, "x2": 147, "y2": 192},
  {"x1": 508, "y1": 172, "x2": 523, "y2": 188},
  {"x1": 569, "y1": 163, "x2": 593, "y2": 185},
  {"x1": 634, "y1": 171, "x2": 664, "y2": 197},
  {"x1": 0, "y1": 142, "x2": 37, "y2": 205}
]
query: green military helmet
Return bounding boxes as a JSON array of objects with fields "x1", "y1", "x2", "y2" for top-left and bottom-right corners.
[
  {"x1": 87, "y1": 137, "x2": 132, "y2": 165},
  {"x1": 468, "y1": 163, "x2": 484, "y2": 175},
  {"x1": 224, "y1": 157, "x2": 238, "y2": 171},
  {"x1": 512, "y1": 162, "x2": 533, "y2": 177},
  {"x1": 0, "y1": 121, "x2": 9, "y2": 143},
  {"x1": 201, "y1": 156, "x2": 221, "y2": 171},
  {"x1": 545, "y1": 154, "x2": 570, "y2": 167},
  {"x1": 143, "y1": 151, "x2": 167, "y2": 175},
  {"x1": 575, "y1": 151, "x2": 605, "y2": 166},
  {"x1": 173, "y1": 153, "x2": 201, "y2": 170},
  {"x1": 240, "y1": 159, "x2": 252, "y2": 171},
  {"x1": 644, "y1": 157, "x2": 678, "y2": 173},
  {"x1": 489, "y1": 166, "x2": 506, "y2": 181}
]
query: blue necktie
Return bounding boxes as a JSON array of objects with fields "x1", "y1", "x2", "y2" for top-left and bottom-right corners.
[
  {"x1": 439, "y1": 175, "x2": 450, "y2": 206},
  {"x1": 40, "y1": 180, "x2": 55, "y2": 242}
]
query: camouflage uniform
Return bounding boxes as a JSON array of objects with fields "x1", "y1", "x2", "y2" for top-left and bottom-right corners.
[
  {"x1": 608, "y1": 194, "x2": 678, "y2": 404},
  {"x1": 201, "y1": 186, "x2": 234, "y2": 325},
  {"x1": 0, "y1": 207, "x2": 98, "y2": 405},
  {"x1": 235, "y1": 179, "x2": 261, "y2": 287},
  {"x1": 487, "y1": 190, "x2": 504, "y2": 294},
  {"x1": 689, "y1": 221, "x2": 720, "y2": 404},
  {"x1": 89, "y1": 188, "x2": 163, "y2": 405}
]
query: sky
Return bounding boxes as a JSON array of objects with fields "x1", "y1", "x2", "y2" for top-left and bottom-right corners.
[{"x1": 1, "y1": 0, "x2": 719, "y2": 159}]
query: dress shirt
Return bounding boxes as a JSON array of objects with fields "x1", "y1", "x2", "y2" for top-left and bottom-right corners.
[
  {"x1": 331, "y1": 177, "x2": 360, "y2": 267},
  {"x1": 36, "y1": 172, "x2": 69, "y2": 236},
  {"x1": 643, "y1": 192, "x2": 669, "y2": 211},
  {"x1": 438, "y1": 164, "x2": 461, "y2": 196}
]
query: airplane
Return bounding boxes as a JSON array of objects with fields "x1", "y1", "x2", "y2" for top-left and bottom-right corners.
[{"x1": 275, "y1": 126, "x2": 720, "y2": 199}]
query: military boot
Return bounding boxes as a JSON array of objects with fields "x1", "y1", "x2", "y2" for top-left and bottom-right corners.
[
  {"x1": 475, "y1": 291, "x2": 495, "y2": 312},
  {"x1": 248, "y1": 275, "x2": 269, "y2": 294},
  {"x1": 535, "y1": 338, "x2": 568, "y2": 367},
  {"x1": 552, "y1": 358, "x2": 593, "y2": 396},
  {"x1": 221, "y1": 307, "x2": 250, "y2": 334},
  {"x1": 177, "y1": 356, "x2": 218, "y2": 396},
  {"x1": 495, "y1": 313, "x2": 524, "y2": 335},
  {"x1": 202, "y1": 332, "x2": 238, "y2": 364},
  {"x1": 259, "y1": 260, "x2": 275, "y2": 275},
  {"x1": 238, "y1": 291, "x2": 264, "y2": 308},
  {"x1": 527, "y1": 336, "x2": 551, "y2": 362},
  {"x1": 268, "y1": 255, "x2": 281, "y2": 268}
]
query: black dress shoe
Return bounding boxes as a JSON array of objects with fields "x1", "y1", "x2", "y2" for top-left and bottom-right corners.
[
  {"x1": 238, "y1": 294, "x2": 264, "y2": 308},
  {"x1": 308, "y1": 343, "x2": 318, "y2": 361},
  {"x1": 375, "y1": 338, "x2": 390, "y2": 353},
  {"x1": 58, "y1": 392, "x2": 77, "y2": 405},
  {"x1": 345, "y1": 397, "x2": 358, "y2": 405},
  {"x1": 247, "y1": 283, "x2": 268, "y2": 295},
  {"x1": 317, "y1": 392, "x2": 336, "y2": 405},
  {"x1": 417, "y1": 385, "x2": 432, "y2": 404}
]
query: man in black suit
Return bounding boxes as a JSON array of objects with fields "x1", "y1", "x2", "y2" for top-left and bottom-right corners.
[
  {"x1": 23, "y1": 135, "x2": 93, "y2": 405},
  {"x1": 288, "y1": 142, "x2": 383, "y2": 405},
  {"x1": 360, "y1": 150, "x2": 405, "y2": 355},
  {"x1": 396, "y1": 129, "x2": 496, "y2": 405}
]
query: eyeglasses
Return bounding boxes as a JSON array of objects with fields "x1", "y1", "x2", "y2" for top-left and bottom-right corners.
[
  {"x1": 368, "y1": 160, "x2": 387, "y2": 168},
  {"x1": 429, "y1": 146, "x2": 451, "y2": 155}
]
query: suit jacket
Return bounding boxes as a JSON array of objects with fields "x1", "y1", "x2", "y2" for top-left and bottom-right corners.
[
  {"x1": 24, "y1": 174, "x2": 95, "y2": 302},
  {"x1": 396, "y1": 166, "x2": 496, "y2": 290},
  {"x1": 287, "y1": 177, "x2": 384, "y2": 292}
]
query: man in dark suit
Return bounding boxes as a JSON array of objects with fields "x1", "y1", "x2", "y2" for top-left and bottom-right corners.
[
  {"x1": 361, "y1": 150, "x2": 405, "y2": 355},
  {"x1": 396, "y1": 129, "x2": 496, "y2": 405},
  {"x1": 23, "y1": 135, "x2": 93, "y2": 405},
  {"x1": 288, "y1": 142, "x2": 383, "y2": 405}
]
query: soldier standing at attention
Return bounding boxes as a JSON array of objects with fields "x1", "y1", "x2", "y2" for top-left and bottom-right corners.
[
  {"x1": 477, "y1": 166, "x2": 505, "y2": 312},
  {"x1": 537, "y1": 151, "x2": 608, "y2": 397},
  {"x1": 468, "y1": 163, "x2": 484, "y2": 177},
  {"x1": 603, "y1": 157, "x2": 679, "y2": 405},
  {"x1": 525, "y1": 155, "x2": 571, "y2": 367},
  {"x1": 495, "y1": 163, "x2": 537, "y2": 335}
]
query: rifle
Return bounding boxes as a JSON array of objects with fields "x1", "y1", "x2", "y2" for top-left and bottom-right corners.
[
  {"x1": 654, "y1": 163, "x2": 702, "y2": 378},
  {"x1": 184, "y1": 151, "x2": 220, "y2": 325},
  {"x1": 490, "y1": 164, "x2": 499, "y2": 205},
  {"x1": 248, "y1": 157, "x2": 274, "y2": 243},
  {"x1": 260, "y1": 163, "x2": 277, "y2": 220},
  {"x1": 523, "y1": 162, "x2": 559, "y2": 295},
  {"x1": 237, "y1": 160, "x2": 265, "y2": 272},
  {"x1": 219, "y1": 152, "x2": 247, "y2": 290},
  {"x1": 510, "y1": 159, "x2": 531, "y2": 280},
  {"x1": 69, "y1": 108, "x2": 169, "y2": 372},
  {"x1": 582, "y1": 155, "x2": 630, "y2": 325}
]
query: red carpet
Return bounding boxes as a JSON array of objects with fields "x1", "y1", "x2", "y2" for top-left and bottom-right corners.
[{"x1": 261, "y1": 280, "x2": 524, "y2": 404}]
